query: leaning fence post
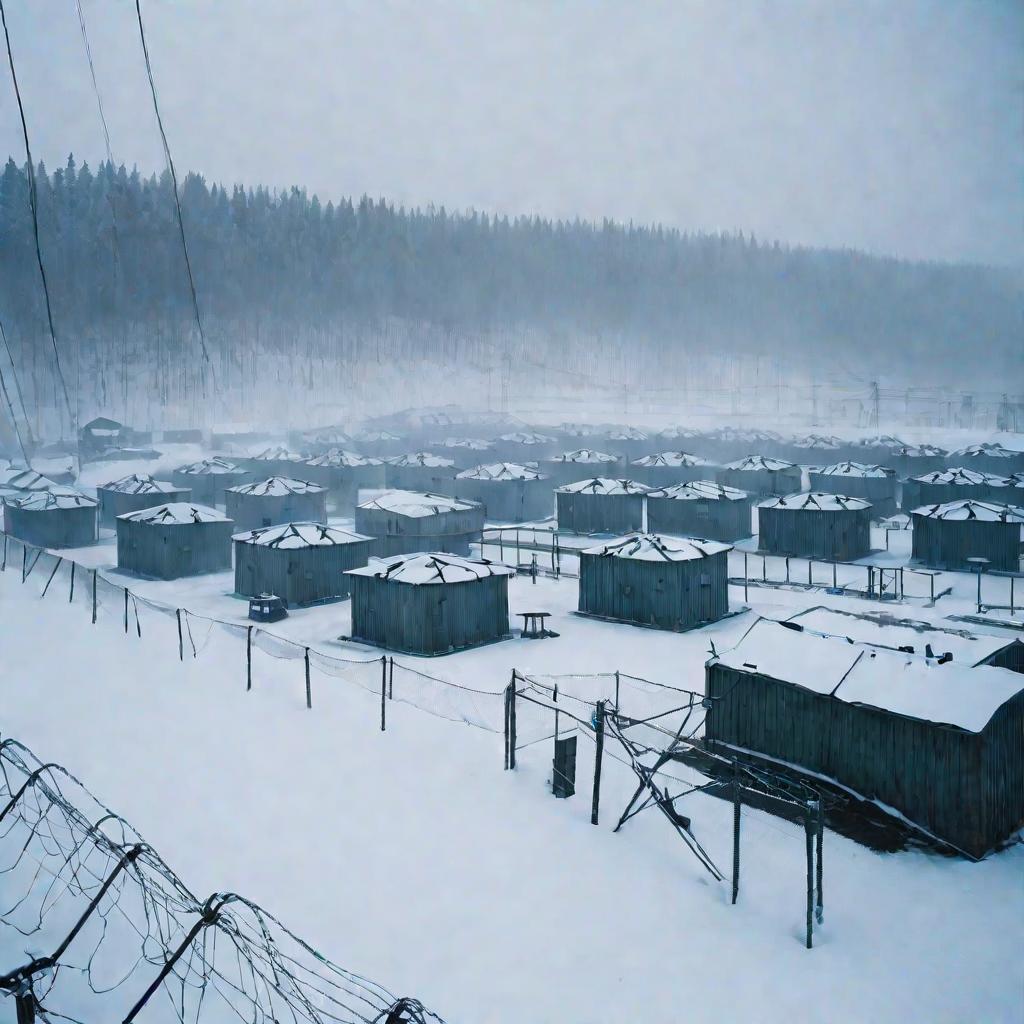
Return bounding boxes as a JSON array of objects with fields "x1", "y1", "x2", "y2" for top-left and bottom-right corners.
[
  {"x1": 1, "y1": 532, "x2": 7, "y2": 571},
  {"x1": 380, "y1": 655, "x2": 387, "y2": 732},
  {"x1": 731, "y1": 760, "x2": 742, "y2": 905},
  {"x1": 816, "y1": 797, "x2": 824, "y2": 925},
  {"x1": 68, "y1": 561, "x2": 75, "y2": 602},
  {"x1": 614, "y1": 670, "x2": 620, "y2": 711},
  {"x1": 388, "y1": 656, "x2": 394, "y2": 699},
  {"x1": 807, "y1": 560, "x2": 813, "y2": 586},
  {"x1": 591, "y1": 700, "x2": 605, "y2": 825},
  {"x1": 743, "y1": 551, "x2": 748, "y2": 602},
  {"x1": 506, "y1": 671, "x2": 517, "y2": 770},
  {"x1": 805, "y1": 801, "x2": 815, "y2": 949},
  {"x1": 123, "y1": 588, "x2": 129, "y2": 633},
  {"x1": 21, "y1": 543, "x2": 27, "y2": 582},
  {"x1": 246, "y1": 626, "x2": 253, "y2": 690},
  {"x1": 176, "y1": 609, "x2": 184, "y2": 661},
  {"x1": 304, "y1": 647, "x2": 312, "y2": 709}
]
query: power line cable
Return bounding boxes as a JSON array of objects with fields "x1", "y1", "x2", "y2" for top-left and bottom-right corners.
[{"x1": 0, "y1": 312, "x2": 34, "y2": 450}]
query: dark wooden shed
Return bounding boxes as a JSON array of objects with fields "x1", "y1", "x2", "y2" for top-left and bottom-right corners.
[
  {"x1": 97, "y1": 473, "x2": 190, "y2": 526},
  {"x1": 539, "y1": 449, "x2": 623, "y2": 487},
  {"x1": 346, "y1": 552, "x2": 514, "y2": 655},
  {"x1": 903, "y1": 467, "x2": 1016, "y2": 511},
  {"x1": 629, "y1": 451, "x2": 716, "y2": 488},
  {"x1": 910, "y1": 499, "x2": 1024, "y2": 572},
  {"x1": 225, "y1": 477, "x2": 327, "y2": 532},
  {"x1": 3, "y1": 489, "x2": 97, "y2": 548},
  {"x1": 578, "y1": 533, "x2": 730, "y2": 631},
  {"x1": 704, "y1": 618, "x2": 1024, "y2": 857},
  {"x1": 302, "y1": 450, "x2": 385, "y2": 508},
  {"x1": 171, "y1": 458, "x2": 250, "y2": 506},
  {"x1": 808, "y1": 461, "x2": 898, "y2": 518},
  {"x1": 717, "y1": 455, "x2": 802, "y2": 498},
  {"x1": 454, "y1": 463, "x2": 553, "y2": 522},
  {"x1": 78, "y1": 416, "x2": 127, "y2": 458},
  {"x1": 758, "y1": 491, "x2": 872, "y2": 561},
  {"x1": 116, "y1": 502, "x2": 233, "y2": 579},
  {"x1": 354, "y1": 490, "x2": 485, "y2": 556},
  {"x1": 233, "y1": 522, "x2": 372, "y2": 606},
  {"x1": 646, "y1": 480, "x2": 753, "y2": 542},
  {"x1": 555, "y1": 478, "x2": 649, "y2": 535},
  {"x1": 385, "y1": 452, "x2": 458, "y2": 492},
  {"x1": 947, "y1": 443, "x2": 1024, "y2": 476}
]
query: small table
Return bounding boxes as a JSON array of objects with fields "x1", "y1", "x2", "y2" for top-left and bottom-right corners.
[{"x1": 518, "y1": 611, "x2": 558, "y2": 639}]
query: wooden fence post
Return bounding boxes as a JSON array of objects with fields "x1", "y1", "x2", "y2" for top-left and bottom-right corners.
[
  {"x1": 614, "y1": 670, "x2": 620, "y2": 711},
  {"x1": 21, "y1": 543, "x2": 27, "y2": 582},
  {"x1": 805, "y1": 801, "x2": 815, "y2": 949},
  {"x1": 91, "y1": 570, "x2": 97, "y2": 623},
  {"x1": 380, "y1": 656, "x2": 387, "y2": 732},
  {"x1": 246, "y1": 626, "x2": 253, "y2": 690},
  {"x1": 123, "y1": 588, "x2": 129, "y2": 633},
  {"x1": 68, "y1": 561, "x2": 75, "y2": 602},
  {"x1": 815, "y1": 798, "x2": 824, "y2": 925},
  {"x1": 731, "y1": 760, "x2": 742, "y2": 905},
  {"x1": 1, "y1": 532, "x2": 7, "y2": 571},
  {"x1": 388, "y1": 656, "x2": 394, "y2": 699},
  {"x1": 743, "y1": 551, "x2": 748, "y2": 602},
  {"x1": 590, "y1": 700, "x2": 605, "y2": 825},
  {"x1": 176, "y1": 609, "x2": 184, "y2": 661},
  {"x1": 304, "y1": 647, "x2": 311, "y2": 709},
  {"x1": 507, "y1": 672, "x2": 517, "y2": 769}
]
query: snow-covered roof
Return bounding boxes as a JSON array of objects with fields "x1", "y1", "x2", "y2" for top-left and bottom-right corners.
[
  {"x1": 250, "y1": 446, "x2": 305, "y2": 463},
  {"x1": 948, "y1": 443, "x2": 1019, "y2": 459},
  {"x1": 354, "y1": 429, "x2": 404, "y2": 443},
  {"x1": 722, "y1": 455, "x2": 797, "y2": 472},
  {"x1": 607, "y1": 427, "x2": 649, "y2": 441},
  {"x1": 301, "y1": 428, "x2": 353, "y2": 446},
  {"x1": 436, "y1": 437, "x2": 494, "y2": 450},
  {"x1": 82, "y1": 416, "x2": 123, "y2": 432},
  {"x1": 5, "y1": 488, "x2": 97, "y2": 511},
  {"x1": 386, "y1": 451, "x2": 456, "y2": 468},
  {"x1": 582, "y1": 532, "x2": 731, "y2": 561},
  {"x1": 228, "y1": 477, "x2": 325, "y2": 497},
  {"x1": 710, "y1": 427, "x2": 780, "y2": 443},
  {"x1": 910, "y1": 467, "x2": 1004, "y2": 486},
  {"x1": 647, "y1": 480, "x2": 749, "y2": 502},
  {"x1": 357, "y1": 490, "x2": 481, "y2": 517},
  {"x1": 174, "y1": 458, "x2": 243, "y2": 476},
  {"x1": 656, "y1": 426, "x2": 704, "y2": 441},
  {"x1": 785, "y1": 606, "x2": 1020, "y2": 667},
  {"x1": 549, "y1": 448, "x2": 619, "y2": 464},
  {"x1": 455, "y1": 462, "x2": 546, "y2": 481},
  {"x1": 0, "y1": 468, "x2": 60, "y2": 491},
  {"x1": 304, "y1": 450, "x2": 381, "y2": 468},
  {"x1": 99, "y1": 473, "x2": 181, "y2": 495},
  {"x1": 346, "y1": 552, "x2": 515, "y2": 584},
  {"x1": 555, "y1": 477, "x2": 650, "y2": 496},
  {"x1": 233, "y1": 522, "x2": 371, "y2": 548},
  {"x1": 758, "y1": 491, "x2": 872, "y2": 512},
  {"x1": 851, "y1": 434, "x2": 905, "y2": 449},
  {"x1": 813, "y1": 461, "x2": 890, "y2": 479},
  {"x1": 498, "y1": 431, "x2": 558, "y2": 445},
  {"x1": 895, "y1": 444, "x2": 948, "y2": 458},
  {"x1": 118, "y1": 502, "x2": 229, "y2": 525},
  {"x1": 792, "y1": 434, "x2": 843, "y2": 449},
  {"x1": 559, "y1": 423, "x2": 603, "y2": 437},
  {"x1": 631, "y1": 451, "x2": 710, "y2": 468},
  {"x1": 711, "y1": 618, "x2": 1024, "y2": 732},
  {"x1": 909, "y1": 499, "x2": 1024, "y2": 523}
]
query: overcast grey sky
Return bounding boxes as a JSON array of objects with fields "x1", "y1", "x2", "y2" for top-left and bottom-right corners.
[{"x1": 1, "y1": 0, "x2": 1021, "y2": 267}]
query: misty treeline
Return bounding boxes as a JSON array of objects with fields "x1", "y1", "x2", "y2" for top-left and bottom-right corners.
[{"x1": 0, "y1": 155, "x2": 1019, "y2": 434}]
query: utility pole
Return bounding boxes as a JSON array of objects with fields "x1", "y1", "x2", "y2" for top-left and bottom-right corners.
[{"x1": 870, "y1": 381, "x2": 880, "y2": 430}]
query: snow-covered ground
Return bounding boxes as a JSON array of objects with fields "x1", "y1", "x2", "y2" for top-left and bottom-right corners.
[{"x1": 1, "y1": 536, "x2": 1022, "y2": 1021}]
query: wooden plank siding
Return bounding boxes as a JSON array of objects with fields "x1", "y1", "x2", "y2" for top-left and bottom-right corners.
[
  {"x1": 224, "y1": 490, "x2": 328, "y2": 533},
  {"x1": 233, "y1": 536, "x2": 371, "y2": 605},
  {"x1": 556, "y1": 492, "x2": 645, "y2": 534},
  {"x1": 116, "y1": 519, "x2": 234, "y2": 579},
  {"x1": 911, "y1": 516, "x2": 1022, "y2": 572},
  {"x1": 3, "y1": 504, "x2": 97, "y2": 549},
  {"x1": 646, "y1": 494, "x2": 753, "y2": 542},
  {"x1": 758, "y1": 505, "x2": 872, "y2": 561}
]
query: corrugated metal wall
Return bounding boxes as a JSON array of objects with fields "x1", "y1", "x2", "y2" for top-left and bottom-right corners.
[
  {"x1": 716, "y1": 466, "x2": 802, "y2": 498},
  {"x1": 384, "y1": 464, "x2": 458, "y2": 492},
  {"x1": 631, "y1": 464, "x2": 716, "y2": 489},
  {"x1": 453, "y1": 478, "x2": 553, "y2": 523},
  {"x1": 350, "y1": 574, "x2": 510, "y2": 654},
  {"x1": 99, "y1": 487, "x2": 191, "y2": 526},
  {"x1": 807, "y1": 472, "x2": 897, "y2": 517},
  {"x1": 354, "y1": 504, "x2": 484, "y2": 557},
  {"x1": 758, "y1": 506, "x2": 872, "y2": 561},
  {"x1": 3, "y1": 506, "x2": 97, "y2": 549},
  {"x1": 116, "y1": 520, "x2": 234, "y2": 579},
  {"x1": 646, "y1": 495, "x2": 753, "y2": 542},
  {"x1": 578, "y1": 549, "x2": 729, "y2": 630},
  {"x1": 911, "y1": 516, "x2": 1022, "y2": 572},
  {"x1": 233, "y1": 537, "x2": 371, "y2": 605},
  {"x1": 170, "y1": 470, "x2": 249, "y2": 506},
  {"x1": 224, "y1": 491, "x2": 328, "y2": 532},
  {"x1": 704, "y1": 663, "x2": 1024, "y2": 857},
  {"x1": 555, "y1": 492, "x2": 645, "y2": 534}
]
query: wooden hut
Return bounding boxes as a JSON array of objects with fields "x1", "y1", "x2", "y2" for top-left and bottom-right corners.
[
  {"x1": 346, "y1": 552, "x2": 514, "y2": 655},
  {"x1": 302, "y1": 450, "x2": 385, "y2": 507},
  {"x1": 171, "y1": 458, "x2": 249, "y2": 506},
  {"x1": 808, "y1": 461, "x2": 897, "y2": 518},
  {"x1": 78, "y1": 416, "x2": 128, "y2": 458},
  {"x1": 354, "y1": 490, "x2": 484, "y2": 556},
  {"x1": 492, "y1": 431, "x2": 560, "y2": 464},
  {"x1": 539, "y1": 449, "x2": 623, "y2": 487},
  {"x1": 910, "y1": 500, "x2": 1024, "y2": 573},
  {"x1": 758, "y1": 491, "x2": 873, "y2": 561},
  {"x1": 384, "y1": 452, "x2": 458, "y2": 492},
  {"x1": 233, "y1": 522, "x2": 372, "y2": 605},
  {"x1": 116, "y1": 503, "x2": 233, "y2": 579},
  {"x1": 97, "y1": 473, "x2": 190, "y2": 526},
  {"x1": 902, "y1": 467, "x2": 1013, "y2": 510},
  {"x1": 704, "y1": 618, "x2": 1024, "y2": 858},
  {"x1": 947, "y1": 443, "x2": 1024, "y2": 476},
  {"x1": 3, "y1": 489, "x2": 97, "y2": 548},
  {"x1": 629, "y1": 451, "x2": 715, "y2": 488},
  {"x1": 604, "y1": 427, "x2": 651, "y2": 462},
  {"x1": 555, "y1": 478, "x2": 649, "y2": 535},
  {"x1": 646, "y1": 480, "x2": 753, "y2": 542},
  {"x1": 578, "y1": 533, "x2": 730, "y2": 631},
  {"x1": 454, "y1": 463, "x2": 552, "y2": 522},
  {"x1": 426, "y1": 437, "x2": 496, "y2": 470},
  {"x1": 225, "y1": 477, "x2": 327, "y2": 533},
  {"x1": 717, "y1": 455, "x2": 802, "y2": 498}
]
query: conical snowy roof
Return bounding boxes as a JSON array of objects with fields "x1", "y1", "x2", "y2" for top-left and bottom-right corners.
[
  {"x1": 118, "y1": 502, "x2": 228, "y2": 524},
  {"x1": 99, "y1": 473, "x2": 181, "y2": 495},
  {"x1": 911, "y1": 467, "x2": 1006, "y2": 486},
  {"x1": 175, "y1": 457, "x2": 243, "y2": 476},
  {"x1": 631, "y1": 451, "x2": 709, "y2": 468},
  {"x1": 6, "y1": 488, "x2": 96, "y2": 511},
  {"x1": 910, "y1": 499, "x2": 1024, "y2": 523},
  {"x1": 346, "y1": 552, "x2": 515, "y2": 584},
  {"x1": 647, "y1": 480, "x2": 749, "y2": 502},
  {"x1": 549, "y1": 449, "x2": 619, "y2": 464},
  {"x1": 305, "y1": 450, "x2": 381, "y2": 468},
  {"x1": 722, "y1": 455, "x2": 797, "y2": 472},
  {"x1": 386, "y1": 451, "x2": 456, "y2": 468},
  {"x1": 759, "y1": 491, "x2": 872, "y2": 512},
  {"x1": 233, "y1": 522, "x2": 371, "y2": 547},
  {"x1": 228, "y1": 477, "x2": 325, "y2": 497},
  {"x1": 555, "y1": 477, "x2": 650, "y2": 496},
  {"x1": 456, "y1": 463, "x2": 546, "y2": 481},
  {"x1": 357, "y1": 490, "x2": 480, "y2": 517},
  {"x1": 582, "y1": 532, "x2": 731, "y2": 561},
  {"x1": 814, "y1": 461, "x2": 890, "y2": 479}
]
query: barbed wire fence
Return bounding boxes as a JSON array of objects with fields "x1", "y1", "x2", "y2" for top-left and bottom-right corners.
[{"x1": 0, "y1": 735, "x2": 446, "y2": 1023}]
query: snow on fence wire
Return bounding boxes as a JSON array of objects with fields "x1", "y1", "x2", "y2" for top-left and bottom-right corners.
[
  {"x1": 0, "y1": 532, "x2": 507, "y2": 735},
  {"x1": 0, "y1": 735, "x2": 446, "y2": 1024}
]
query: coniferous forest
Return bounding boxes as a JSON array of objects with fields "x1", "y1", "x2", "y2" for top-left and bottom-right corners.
[{"x1": 0, "y1": 155, "x2": 1020, "y2": 435}]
